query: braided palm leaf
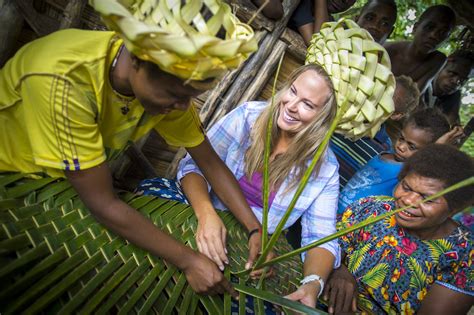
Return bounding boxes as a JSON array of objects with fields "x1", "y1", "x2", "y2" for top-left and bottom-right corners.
[
  {"x1": 0, "y1": 174, "x2": 312, "y2": 314},
  {"x1": 90, "y1": 0, "x2": 257, "y2": 82},
  {"x1": 306, "y1": 19, "x2": 395, "y2": 140}
]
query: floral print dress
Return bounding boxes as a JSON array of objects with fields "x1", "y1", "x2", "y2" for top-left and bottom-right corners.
[{"x1": 338, "y1": 196, "x2": 473, "y2": 314}]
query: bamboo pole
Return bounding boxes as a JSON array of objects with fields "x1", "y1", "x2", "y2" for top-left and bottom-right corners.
[{"x1": 237, "y1": 39, "x2": 287, "y2": 104}]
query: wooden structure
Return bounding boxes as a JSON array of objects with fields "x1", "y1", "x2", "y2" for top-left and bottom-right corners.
[{"x1": 0, "y1": 0, "x2": 309, "y2": 189}]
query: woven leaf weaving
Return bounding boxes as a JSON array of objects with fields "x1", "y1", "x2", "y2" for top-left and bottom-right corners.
[
  {"x1": 0, "y1": 174, "x2": 302, "y2": 314},
  {"x1": 306, "y1": 18, "x2": 395, "y2": 140}
]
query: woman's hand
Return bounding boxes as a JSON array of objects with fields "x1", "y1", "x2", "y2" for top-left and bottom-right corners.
[
  {"x1": 285, "y1": 282, "x2": 321, "y2": 308},
  {"x1": 323, "y1": 265, "x2": 358, "y2": 314},
  {"x1": 196, "y1": 210, "x2": 228, "y2": 271},
  {"x1": 247, "y1": 232, "x2": 275, "y2": 279}
]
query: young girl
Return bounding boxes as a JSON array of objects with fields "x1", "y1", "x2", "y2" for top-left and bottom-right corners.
[
  {"x1": 338, "y1": 108, "x2": 450, "y2": 214},
  {"x1": 174, "y1": 64, "x2": 340, "y2": 307}
]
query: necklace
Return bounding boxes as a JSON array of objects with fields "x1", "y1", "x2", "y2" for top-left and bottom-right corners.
[{"x1": 110, "y1": 45, "x2": 134, "y2": 115}]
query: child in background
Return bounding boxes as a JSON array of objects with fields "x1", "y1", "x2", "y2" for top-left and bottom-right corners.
[
  {"x1": 424, "y1": 50, "x2": 474, "y2": 126},
  {"x1": 330, "y1": 75, "x2": 419, "y2": 189},
  {"x1": 380, "y1": 75, "x2": 420, "y2": 146},
  {"x1": 338, "y1": 108, "x2": 450, "y2": 214},
  {"x1": 384, "y1": 5, "x2": 456, "y2": 94},
  {"x1": 289, "y1": 0, "x2": 356, "y2": 46},
  {"x1": 356, "y1": 0, "x2": 397, "y2": 44}
]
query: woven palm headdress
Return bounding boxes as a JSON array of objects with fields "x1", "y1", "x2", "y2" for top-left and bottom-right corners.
[
  {"x1": 90, "y1": 0, "x2": 257, "y2": 87},
  {"x1": 306, "y1": 19, "x2": 395, "y2": 140}
]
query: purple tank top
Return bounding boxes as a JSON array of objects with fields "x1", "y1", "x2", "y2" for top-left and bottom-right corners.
[{"x1": 238, "y1": 172, "x2": 277, "y2": 209}]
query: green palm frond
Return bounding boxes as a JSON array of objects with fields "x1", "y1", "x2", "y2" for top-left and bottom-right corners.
[
  {"x1": 425, "y1": 239, "x2": 453, "y2": 264},
  {"x1": 408, "y1": 256, "x2": 427, "y2": 290},
  {"x1": 347, "y1": 243, "x2": 372, "y2": 273},
  {"x1": 0, "y1": 175, "x2": 310, "y2": 314},
  {"x1": 361, "y1": 263, "x2": 389, "y2": 289}
]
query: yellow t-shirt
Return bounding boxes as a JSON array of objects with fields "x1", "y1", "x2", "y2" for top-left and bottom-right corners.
[{"x1": 0, "y1": 29, "x2": 204, "y2": 177}]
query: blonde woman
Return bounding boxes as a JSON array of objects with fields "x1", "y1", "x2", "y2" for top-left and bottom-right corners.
[{"x1": 176, "y1": 64, "x2": 340, "y2": 307}]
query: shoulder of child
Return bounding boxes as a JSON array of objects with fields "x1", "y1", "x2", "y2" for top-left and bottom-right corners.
[
  {"x1": 384, "y1": 41, "x2": 409, "y2": 54},
  {"x1": 426, "y1": 50, "x2": 447, "y2": 69}
]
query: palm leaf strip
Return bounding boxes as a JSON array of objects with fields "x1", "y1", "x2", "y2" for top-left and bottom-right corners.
[
  {"x1": 255, "y1": 176, "x2": 474, "y2": 268},
  {"x1": 262, "y1": 53, "x2": 286, "y2": 248}
]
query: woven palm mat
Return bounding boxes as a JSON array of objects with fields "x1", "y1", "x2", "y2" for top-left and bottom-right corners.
[{"x1": 0, "y1": 174, "x2": 302, "y2": 314}]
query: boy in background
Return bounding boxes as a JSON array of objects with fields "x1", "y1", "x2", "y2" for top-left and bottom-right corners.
[
  {"x1": 424, "y1": 50, "x2": 473, "y2": 126},
  {"x1": 385, "y1": 5, "x2": 456, "y2": 94},
  {"x1": 356, "y1": 0, "x2": 397, "y2": 44}
]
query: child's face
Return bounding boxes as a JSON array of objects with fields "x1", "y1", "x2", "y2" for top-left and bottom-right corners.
[
  {"x1": 413, "y1": 14, "x2": 453, "y2": 53},
  {"x1": 356, "y1": 2, "x2": 396, "y2": 44},
  {"x1": 393, "y1": 124, "x2": 433, "y2": 162},
  {"x1": 434, "y1": 59, "x2": 471, "y2": 96}
]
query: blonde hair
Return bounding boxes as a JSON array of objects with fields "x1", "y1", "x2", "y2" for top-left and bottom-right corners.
[{"x1": 245, "y1": 64, "x2": 337, "y2": 192}]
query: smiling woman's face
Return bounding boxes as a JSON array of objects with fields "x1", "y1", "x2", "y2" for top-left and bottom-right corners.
[
  {"x1": 394, "y1": 172, "x2": 450, "y2": 237},
  {"x1": 276, "y1": 70, "x2": 331, "y2": 135}
]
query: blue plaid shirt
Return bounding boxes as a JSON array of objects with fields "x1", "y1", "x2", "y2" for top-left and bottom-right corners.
[{"x1": 177, "y1": 102, "x2": 340, "y2": 266}]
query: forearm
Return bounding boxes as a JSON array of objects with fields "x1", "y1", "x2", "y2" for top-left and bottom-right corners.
[
  {"x1": 88, "y1": 197, "x2": 197, "y2": 270},
  {"x1": 304, "y1": 247, "x2": 335, "y2": 281},
  {"x1": 205, "y1": 165, "x2": 261, "y2": 232},
  {"x1": 187, "y1": 140, "x2": 261, "y2": 233},
  {"x1": 66, "y1": 165, "x2": 197, "y2": 271},
  {"x1": 251, "y1": 0, "x2": 283, "y2": 19},
  {"x1": 313, "y1": 0, "x2": 329, "y2": 33},
  {"x1": 181, "y1": 172, "x2": 217, "y2": 219}
]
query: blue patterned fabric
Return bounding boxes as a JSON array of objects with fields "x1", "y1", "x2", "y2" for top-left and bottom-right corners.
[
  {"x1": 329, "y1": 133, "x2": 386, "y2": 189},
  {"x1": 338, "y1": 154, "x2": 402, "y2": 215},
  {"x1": 136, "y1": 177, "x2": 186, "y2": 203}
]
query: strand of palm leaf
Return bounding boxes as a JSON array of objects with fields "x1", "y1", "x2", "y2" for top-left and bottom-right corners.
[{"x1": 256, "y1": 176, "x2": 473, "y2": 268}]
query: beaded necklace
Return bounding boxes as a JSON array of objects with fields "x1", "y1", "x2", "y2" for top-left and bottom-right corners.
[{"x1": 109, "y1": 45, "x2": 135, "y2": 115}]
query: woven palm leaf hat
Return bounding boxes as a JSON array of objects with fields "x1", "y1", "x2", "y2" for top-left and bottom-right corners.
[
  {"x1": 90, "y1": 0, "x2": 258, "y2": 90},
  {"x1": 306, "y1": 19, "x2": 395, "y2": 140}
]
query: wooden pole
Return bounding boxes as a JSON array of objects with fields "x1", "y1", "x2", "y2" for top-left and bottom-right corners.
[
  {"x1": 237, "y1": 39, "x2": 288, "y2": 105},
  {"x1": 0, "y1": 0, "x2": 24, "y2": 67},
  {"x1": 59, "y1": 0, "x2": 87, "y2": 29}
]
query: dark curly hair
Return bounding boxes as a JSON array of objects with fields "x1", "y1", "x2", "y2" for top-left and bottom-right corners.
[
  {"x1": 362, "y1": 0, "x2": 397, "y2": 13},
  {"x1": 418, "y1": 5, "x2": 456, "y2": 27},
  {"x1": 404, "y1": 108, "x2": 450, "y2": 143},
  {"x1": 398, "y1": 144, "x2": 474, "y2": 213},
  {"x1": 449, "y1": 50, "x2": 474, "y2": 71}
]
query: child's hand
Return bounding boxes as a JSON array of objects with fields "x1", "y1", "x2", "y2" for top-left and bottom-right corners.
[{"x1": 436, "y1": 126, "x2": 464, "y2": 146}]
